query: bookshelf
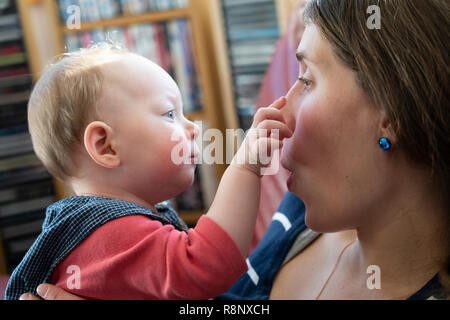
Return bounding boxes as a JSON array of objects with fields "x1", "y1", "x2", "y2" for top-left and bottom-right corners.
[
  {"x1": 61, "y1": 8, "x2": 190, "y2": 31},
  {"x1": 205, "y1": 0, "x2": 298, "y2": 130},
  {"x1": 211, "y1": 0, "x2": 288, "y2": 131},
  {"x1": 0, "y1": 0, "x2": 58, "y2": 274}
]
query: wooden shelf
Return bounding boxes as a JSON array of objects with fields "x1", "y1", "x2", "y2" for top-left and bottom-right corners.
[
  {"x1": 179, "y1": 210, "x2": 204, "y2": 226},
  {"x1": 185, "y1": 110, "x2": 206, "y2": 122},
  {"x1": 275, "y1": 0, "x2": 300, "y2": 34},
  {"x1": 62, "y1": 9, "x2": 190, "y2": 33}
]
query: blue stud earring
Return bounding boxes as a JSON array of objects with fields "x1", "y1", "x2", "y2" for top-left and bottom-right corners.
[{"x1": 379, "y1": 137, "x2": 391, "y2": 150}]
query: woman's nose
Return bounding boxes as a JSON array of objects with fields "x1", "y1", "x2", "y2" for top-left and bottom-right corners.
[
  {"x1": 282, "y1": 81, "x2": 304, "y2": 132},
  {"x1": 281, "y1": 97, "x2": 297, "y2": 133}
]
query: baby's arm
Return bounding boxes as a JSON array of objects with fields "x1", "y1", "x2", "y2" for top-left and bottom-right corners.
[{"x1": 206, "y1": 97, "x2": 292, "y2": 256}]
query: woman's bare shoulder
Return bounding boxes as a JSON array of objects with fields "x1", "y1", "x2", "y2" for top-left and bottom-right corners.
[{"x1": 269, "y1": 230, "x2": 356, "y2": 299}]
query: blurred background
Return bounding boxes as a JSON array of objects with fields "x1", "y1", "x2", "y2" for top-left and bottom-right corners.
[{"x1": 0, "y1": 0, "x2": 301, "y2": 284}]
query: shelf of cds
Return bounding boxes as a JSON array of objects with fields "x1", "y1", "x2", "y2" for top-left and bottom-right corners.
[
  {"x1": 0, "y1": 0, "x2": 57, "y2": 274},
  {"x1": 218, "y1": 0, "x2": 281, "y2": 130},
  {"x1": 58, "y1": 1, "x2": 201, "y2": 114}
]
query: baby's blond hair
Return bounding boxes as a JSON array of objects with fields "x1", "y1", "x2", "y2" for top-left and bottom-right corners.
[{"x1": 28, "y1": 43, "x2": 131, "y2": 180}]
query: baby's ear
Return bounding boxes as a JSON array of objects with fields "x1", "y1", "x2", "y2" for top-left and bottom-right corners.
[{"x1": 83, "y1": 121, "x2": 120, "y2": 168}]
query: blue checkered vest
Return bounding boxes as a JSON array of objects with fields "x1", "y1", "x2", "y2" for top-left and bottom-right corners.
[{"x1": 5, "y1": 196, "x2": 187, "y2": 300}]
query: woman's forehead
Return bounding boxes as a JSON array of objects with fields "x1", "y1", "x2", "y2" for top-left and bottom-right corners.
[{"x1": 296, "y1": 24, "x2": 331, "y2": 70}]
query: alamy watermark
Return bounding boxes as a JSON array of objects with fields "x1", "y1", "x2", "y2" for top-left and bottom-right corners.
[
  {"x1": 66, "y1": 5, "x2": 81, "y2": 30},
  {"x1": 366, "y1": 265, "x2": 381, "y2": 290},
  {"x1": 366, "y1": 5, "x2": 381, "y2": 30},
  {"x1": 66, "y1": 265, "x2": 81, "y2": 290}
]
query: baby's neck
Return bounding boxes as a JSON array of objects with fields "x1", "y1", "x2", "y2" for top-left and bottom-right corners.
[{"x1": 70, "y1": 179, "x2": 158, "y2": 212}]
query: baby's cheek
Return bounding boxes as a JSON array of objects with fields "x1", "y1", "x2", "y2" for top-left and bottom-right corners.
[{"x1": 166, "y1": 133, "x2": 191, "y2": 167}]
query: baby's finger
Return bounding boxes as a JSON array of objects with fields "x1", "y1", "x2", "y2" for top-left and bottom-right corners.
[
  {"x1": 256, "y1": 119, "x2": 293, "y2": 140},
  {"x1": 252, "y1": 137, "x2": 283, "y2": 166},
  {"x1": 252, "y1": 107, "x2": 285, "y2": 128},
  {"x1": 269, "y1": 96, "x2": 287, "y2": 110}
]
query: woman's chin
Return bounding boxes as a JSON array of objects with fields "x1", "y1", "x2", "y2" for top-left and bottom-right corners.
[
  {"x1": 304, "y1": 212, "x2": 330, "y2": 233},
  {"x1": 304, "y1": 212, "x2": 321, "y2": 232},
  {"x1": 304, "y1": 209, "x2": 345, "y2": 233},
  {"x1": 286, "y1": 172, "x2": 302, "y2": 195}
]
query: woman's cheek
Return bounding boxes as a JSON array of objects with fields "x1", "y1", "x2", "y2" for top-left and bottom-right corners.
[{"x1": 290, "y1": 102, "x2": 321, "y2": 165}]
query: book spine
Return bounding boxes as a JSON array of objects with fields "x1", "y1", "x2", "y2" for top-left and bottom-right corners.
[
  {"x1": 166, "y1": 20, "x2": 193, "y2": 113},
  {"x1": 58, "y1": 0, "x2": 80, "y2": 23}
]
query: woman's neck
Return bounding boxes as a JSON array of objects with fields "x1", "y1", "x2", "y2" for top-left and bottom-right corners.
[{"x1": 343, "y1": 173, "x2": 448, "y2": 298}]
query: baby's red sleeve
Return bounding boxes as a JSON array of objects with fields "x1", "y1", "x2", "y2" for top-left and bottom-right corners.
[{"x1": 51, "y1": 215, "x2": 247, "y2": 300}]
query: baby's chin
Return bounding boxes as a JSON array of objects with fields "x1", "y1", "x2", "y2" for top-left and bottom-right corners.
[{"x1": 166, "y1": 167, "x2": 197, "y2": 198}]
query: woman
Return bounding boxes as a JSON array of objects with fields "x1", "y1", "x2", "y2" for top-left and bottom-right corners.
[{"x1": 20, "y1": 0, "x2": 449, "y2": 300}]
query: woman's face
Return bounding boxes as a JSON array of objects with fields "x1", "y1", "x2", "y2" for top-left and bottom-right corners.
[{"x1": 281, "y1": 24, "x2": 394, "y2": 233}]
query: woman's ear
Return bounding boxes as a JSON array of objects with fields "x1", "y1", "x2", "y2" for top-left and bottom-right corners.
[
  {"x1": 83, "y1": 121, "x2": 120, "y2": 168},
  {"x1": 378, "y1": 111, "x2": 399, "y2": 147}
]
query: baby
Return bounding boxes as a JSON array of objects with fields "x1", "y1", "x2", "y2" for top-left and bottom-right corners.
[{"x1": 5, "y1": 44, "x2": 292, "y2": 300}]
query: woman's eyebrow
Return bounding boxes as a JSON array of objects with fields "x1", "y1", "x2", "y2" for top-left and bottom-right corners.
[
  {"x1": 296, "y1": 50, "x2": 313, "y2": 64},
  {"x1": 297, "y1": 50, "x2": 323, "y2": 71}
]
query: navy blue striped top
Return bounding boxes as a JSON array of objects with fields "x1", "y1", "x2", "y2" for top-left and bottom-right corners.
[{"x1": 220, "y1": 192, "x2": 447, "y2": 300}]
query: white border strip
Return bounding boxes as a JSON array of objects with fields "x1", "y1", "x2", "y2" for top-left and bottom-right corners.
[
  {"x1": 246, "y1": 258, "x2": 259, "y2": 286},
  {"x1": 272, "y1": 212, "x2": 292, "y2": 231}
]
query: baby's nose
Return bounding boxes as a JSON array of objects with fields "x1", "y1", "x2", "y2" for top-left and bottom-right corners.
[{"x1": 186, "y1": 120, "x2": 200, "y2": 140}]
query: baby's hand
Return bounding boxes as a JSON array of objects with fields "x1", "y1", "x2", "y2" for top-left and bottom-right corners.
[{"x1": 231, "y1": 97, "x2": 292, "y2": 176}]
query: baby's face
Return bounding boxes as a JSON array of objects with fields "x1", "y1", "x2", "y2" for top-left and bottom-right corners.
[{"x1": 98, "y1": 54, "x2": 200, "y2": 204}]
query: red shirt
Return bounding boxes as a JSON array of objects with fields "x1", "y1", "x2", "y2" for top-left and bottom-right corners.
[{"x1": 51, "y1": 215, "x2": 247, "y2": 299}]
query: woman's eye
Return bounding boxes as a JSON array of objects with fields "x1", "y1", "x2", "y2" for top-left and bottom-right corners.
[
  {"x1": 298, "y1": 77, "x2": 313, "y2": 91},
  {"x1": 164, "y1": 110, "x2": 175, "y2": 119}
]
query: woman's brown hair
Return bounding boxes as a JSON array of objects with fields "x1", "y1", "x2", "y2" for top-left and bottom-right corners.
[{"x1": 303, "y1": 0, "x2": 449, "y2": 297}]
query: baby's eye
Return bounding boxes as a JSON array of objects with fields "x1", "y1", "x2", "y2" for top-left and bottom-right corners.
[{"x1": 164, "y1": 110, "x2": 175, "y2": 120}]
